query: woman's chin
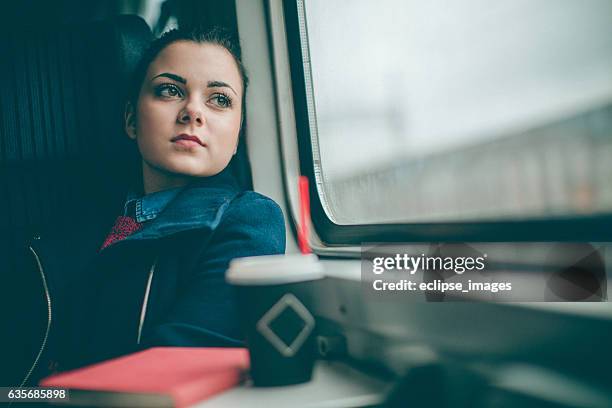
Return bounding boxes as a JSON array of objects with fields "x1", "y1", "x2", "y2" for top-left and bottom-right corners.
[{"x1": 145, "y1": 155, "x2": 229, "y2": 179}]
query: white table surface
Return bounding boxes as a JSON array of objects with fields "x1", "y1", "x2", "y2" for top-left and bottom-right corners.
[{"x1": 191, "y1": 360, "x2": 391, "y2": 408}]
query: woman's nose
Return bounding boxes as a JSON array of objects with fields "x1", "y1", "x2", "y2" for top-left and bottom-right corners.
[{"x1": 178, "y1": 106, "x2": 204, "y2": 126}]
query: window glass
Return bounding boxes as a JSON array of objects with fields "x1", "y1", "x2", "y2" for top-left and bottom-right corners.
[{"x1": 300, "y1": 0, "x2": 612, "y2": 224}]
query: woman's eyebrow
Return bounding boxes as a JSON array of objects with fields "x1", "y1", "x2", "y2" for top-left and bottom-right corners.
[
  {"x1": 152, "y1": 72, "x2": 187, "y2": 84},
  {"x1": 208, "y1": 80, "x2": 237, "y2": 96}
]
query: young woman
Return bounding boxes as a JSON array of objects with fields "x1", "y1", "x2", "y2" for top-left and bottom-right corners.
[{"x1": 18, "y1": 26, "x2": 286, "y2": 386}]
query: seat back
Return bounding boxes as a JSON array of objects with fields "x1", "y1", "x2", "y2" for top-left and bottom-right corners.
[{"x1": 0, "y1": 15, "x2": 151, "y2": 280}]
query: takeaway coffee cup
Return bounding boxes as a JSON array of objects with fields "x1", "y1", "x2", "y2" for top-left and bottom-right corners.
[{"x1": 227, "y1": 254, "x2": 324, "y2": 387}]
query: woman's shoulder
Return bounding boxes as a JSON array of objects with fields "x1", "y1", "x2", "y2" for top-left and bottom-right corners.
[
  {"x1": 224, "y1": 191, "x2": 285, "y2": 226},
  {"x1": 216, "y1": 191, "x2": 286, "y2": 253}
]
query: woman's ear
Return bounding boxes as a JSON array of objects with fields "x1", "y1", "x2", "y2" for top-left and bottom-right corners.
[{"x1": 124, "y1": 101, "x2": 137, "y2": 140}]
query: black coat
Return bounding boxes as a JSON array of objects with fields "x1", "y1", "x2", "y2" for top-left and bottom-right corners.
[{"x1": 6, "y1": 170, "x2": 286, "y2": 386}]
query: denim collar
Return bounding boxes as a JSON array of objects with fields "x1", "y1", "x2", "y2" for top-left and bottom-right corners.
[
  {"x1": 121, "y1": 168, "x2": 242, "y2": 242},
  {"x1": 124, "y1": 187, "x2": 183, "y2": 223}
]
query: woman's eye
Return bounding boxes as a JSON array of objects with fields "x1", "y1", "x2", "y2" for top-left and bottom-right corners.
[
  {"x1": 210, "y1": 93, "x2": 232, "y2": 108},
  {"x1": 156, "y1": 84, "x2": 183, "y2": 98}
]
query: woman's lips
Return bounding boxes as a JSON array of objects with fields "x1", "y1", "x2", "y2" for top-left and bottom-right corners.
[
  {"x1": 171, "y1": 134, "x2": 206, "y2": 147},
  {"x1": 172, "y1": 139, "x2": 201, "y2": 148}
]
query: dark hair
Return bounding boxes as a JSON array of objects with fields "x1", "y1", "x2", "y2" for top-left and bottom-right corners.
[{"x1": 128, "y1": 25, "x2": 249, "y2": 119}]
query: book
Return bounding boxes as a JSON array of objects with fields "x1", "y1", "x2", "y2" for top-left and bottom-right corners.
[{"x1": 39, "y1": 347, "x2": 249, "y2": 407}]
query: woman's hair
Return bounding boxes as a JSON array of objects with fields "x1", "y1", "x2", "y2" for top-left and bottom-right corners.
[{"x1": 128, "y1": 25, "x2": 249, "y2": 120}]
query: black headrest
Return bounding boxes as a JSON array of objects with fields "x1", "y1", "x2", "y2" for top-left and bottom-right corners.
[{"x1": 0, "y1": 15, "x2": 151, "y2": 253}]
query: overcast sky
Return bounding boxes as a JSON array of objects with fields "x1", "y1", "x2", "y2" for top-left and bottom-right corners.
[{"x1": 305, "y1": 0, "x2": 612, "y2": 178}]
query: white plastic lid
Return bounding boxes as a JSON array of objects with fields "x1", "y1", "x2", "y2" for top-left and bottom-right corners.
[{"x1": 226, "y1": 253, "x2": 324, "y2": 285}]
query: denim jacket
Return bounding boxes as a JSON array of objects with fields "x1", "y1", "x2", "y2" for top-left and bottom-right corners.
[{"x1": 13, "y1": 168, "x2": 286, "y2": 386}]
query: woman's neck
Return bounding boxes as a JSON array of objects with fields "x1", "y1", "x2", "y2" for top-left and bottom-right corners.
[{"x1": 142, "y1": 161, "x2": 192, "y2": 194}]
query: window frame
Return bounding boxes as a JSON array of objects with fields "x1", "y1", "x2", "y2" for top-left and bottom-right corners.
[{"x1": 280, "y1": 0, "x2": 612, "y2": 246}]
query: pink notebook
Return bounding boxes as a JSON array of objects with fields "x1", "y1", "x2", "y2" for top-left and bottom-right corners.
[{"x1": 40, "y1": 347, "x2": 249, "y2": 407}]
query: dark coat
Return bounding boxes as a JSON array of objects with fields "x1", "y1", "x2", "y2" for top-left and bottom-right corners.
[{"x1": 8, "y1": 169, "x2": 286, "y2": 386}]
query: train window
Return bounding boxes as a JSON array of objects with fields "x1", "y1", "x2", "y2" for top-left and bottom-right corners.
[{"x1": 293, "y1": 0, "x2": 612, "y2": 226}]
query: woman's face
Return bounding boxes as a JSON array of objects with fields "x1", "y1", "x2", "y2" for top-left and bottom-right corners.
[{"x1": 126, "y1": 41, "x2": 243, "y2": 191}]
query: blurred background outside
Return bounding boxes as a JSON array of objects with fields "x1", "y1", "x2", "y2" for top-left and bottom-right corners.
[{"x1": 303, "y1": 0, "x2": 612, "y2": 224}]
